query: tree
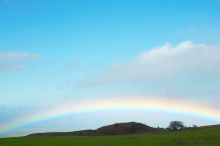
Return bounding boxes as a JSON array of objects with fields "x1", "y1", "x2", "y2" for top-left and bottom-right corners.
[
  {"x1": 168, "y1": 121, "x2": 184, "y2": 131},
  {"x1": 192, "y1": 125, "x2": 198, "y2": 128}
]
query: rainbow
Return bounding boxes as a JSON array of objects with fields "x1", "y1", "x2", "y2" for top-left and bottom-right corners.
[{"x1": 1, "y1": 96, "x2": 220, "y2": 134}]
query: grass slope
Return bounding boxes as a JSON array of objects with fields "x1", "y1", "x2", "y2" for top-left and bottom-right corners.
[{"x1": 0, "y1": 126, "x2": 220, "y2": 146}]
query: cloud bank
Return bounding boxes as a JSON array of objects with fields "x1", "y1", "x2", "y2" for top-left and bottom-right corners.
[
  {"x1": 0, "y1": 52, "x2": 39, "y2": 72},
  {"x1": 80, "y1": 41, "x2": 220, "y2": 85},
  {"x1": 0, "y1": 52, "x2": 39, "y2": 61}
]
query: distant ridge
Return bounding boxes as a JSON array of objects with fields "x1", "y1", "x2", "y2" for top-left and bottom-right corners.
[{"x1": 28, "y1": 122, "x2": 163, "y2": 136}]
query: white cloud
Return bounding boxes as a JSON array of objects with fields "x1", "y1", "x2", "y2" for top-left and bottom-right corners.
[
  {"x1": 0, "y1": 52, "x2": 39, "y2": 72},
  {"x1": 79, "y1": 41, "x2": 220, "y2": 85},
  {"x1": 0, "y1": 64, "x2": 26, "y2": 72},
  {"x1": 0, "y1": 52, "x2": 39, "y2": 61}
]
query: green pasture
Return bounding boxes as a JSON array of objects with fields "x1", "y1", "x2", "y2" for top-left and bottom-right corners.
[{"x1": 1, "y1": 126, "x2": 220, "y2": 146}]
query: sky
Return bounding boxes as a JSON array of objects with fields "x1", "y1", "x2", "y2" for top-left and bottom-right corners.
[{"x1": 1, "y1": 0, "x2": 220, "y2": 137}]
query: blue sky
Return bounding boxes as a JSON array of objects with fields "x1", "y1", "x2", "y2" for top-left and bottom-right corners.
[{"x1": 1, "y1": 0, "x2": 220, "y2": 137}]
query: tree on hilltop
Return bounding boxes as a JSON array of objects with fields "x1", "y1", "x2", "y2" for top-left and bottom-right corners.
[{"x1": 168, "y1": 121, "x2": 184, "y2": 131}]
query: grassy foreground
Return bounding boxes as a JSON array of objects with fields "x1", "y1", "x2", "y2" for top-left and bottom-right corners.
[{"x1": 0, "y1": 126, "x2": 220, "y2": 146}]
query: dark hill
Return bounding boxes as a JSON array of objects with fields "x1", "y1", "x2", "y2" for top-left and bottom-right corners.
[
  {"x1": 28, "y1": 122, "x2": 163, "y2": 136},
  {"x1": 96, "y1": 122, "x2": 160, "y2": 135}
]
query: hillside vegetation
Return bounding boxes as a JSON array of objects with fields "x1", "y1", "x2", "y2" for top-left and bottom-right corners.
[
  {"x1": 0, "y1": 125, "x2": 220, "y2": 146},
  {"x1": 28, "y1": 122, "x2": 161, "y2": 136}
]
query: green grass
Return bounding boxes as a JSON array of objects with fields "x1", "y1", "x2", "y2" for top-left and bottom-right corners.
[{"x1": 1, "y1": 126, "x2": 220, "y2": 146}]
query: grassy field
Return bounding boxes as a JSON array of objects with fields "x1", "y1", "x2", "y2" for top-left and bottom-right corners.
[{"x1": 0, "y1": 126, "x2": 220, "y2": 146}]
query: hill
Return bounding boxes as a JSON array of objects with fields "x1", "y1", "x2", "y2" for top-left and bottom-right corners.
[
  {"x1": 28, "y1": 122, "x2": 162, "y2": 136},
  {"x1": 1, "y1": 124, "x2": 220, "y2": 146}
]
